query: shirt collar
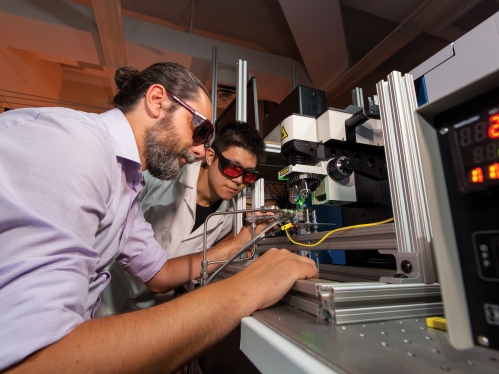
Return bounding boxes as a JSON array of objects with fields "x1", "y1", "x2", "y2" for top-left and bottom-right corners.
[{"x1": 100, "y1": 108, "x2": 141, "y2": 166}]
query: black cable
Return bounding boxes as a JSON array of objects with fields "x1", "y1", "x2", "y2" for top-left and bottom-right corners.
[
  {"x1": 267, "y1": 183, "x2": 278, "y2": 204},
  {"x1": 273, "y1": 183, "x2": 288, "y2": 209},
  {"x1": 269, "y1": 183, "x2": 285, "y2": 208}
]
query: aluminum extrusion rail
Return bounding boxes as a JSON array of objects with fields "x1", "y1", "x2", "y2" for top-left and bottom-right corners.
[
  {"x1": 377, "y1": 72, "x2": 437, "y2": 283},
  {"x1": 319, "y1": 264, "x2": 396, "y2": 282},
  {"x1": 255, "y1": 223, "x2": 397, "y2": 251},
  {"x1": 218, "y1": 264, "x2": 442, "y2": 325}
]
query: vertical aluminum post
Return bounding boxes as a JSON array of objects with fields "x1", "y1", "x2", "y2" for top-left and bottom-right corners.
[
  {"x1": 211, "y1": 46, "x2": 218, "y2": 125},
  {"x1": 376, "y1": 71, "x2": 437, "y2": 284},
  {"x1": 292, "y1": 65, "x2": 298, "y2": 89},
  {"x1": 236, "y1": 60, "x2": 247, "y2": 122},
  {"x1": 189, "y1": 0, "x2": 195, "y2": 34},
  {"x1": 235, "y1": 60, "x2": 248, "y2": 234},
  {"x1": 252, "y1": 180, "x2": 265, "y2": 209},
  {"x1": 250, "y1": 75, "x2": 260, "y2": 134},
  {"x1": 249, "y1": 69, "x2": 264, "y2": 209},
  {"x1": 351, "y1": 87, "x2": 363, "y2": 107}
]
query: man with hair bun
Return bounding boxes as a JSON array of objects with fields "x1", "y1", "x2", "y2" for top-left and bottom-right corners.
[
  {"x1": 99, "y1": 120, "x2": 272, "y2": 315},
  {"x1": 0, "y1": 62, "x2": 317, "y2": 373}
]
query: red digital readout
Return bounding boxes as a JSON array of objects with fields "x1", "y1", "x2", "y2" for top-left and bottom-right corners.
[
  {"x1": 489, "y1": 114, "x2": 499, "y2": 138},
  {"x1": 470, "y1": 163, "x2": 499, "y2": 182},
  {"x1": 471, "y1": 167, "x2": 484, "y2": 183},
  {"x1": 490, "y1": 163, "x2": 499, "y2": 179}
]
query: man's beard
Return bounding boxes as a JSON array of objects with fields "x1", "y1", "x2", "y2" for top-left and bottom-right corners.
[{"x1": 144, "y1": 113, "x2": 196, "y2": 180}]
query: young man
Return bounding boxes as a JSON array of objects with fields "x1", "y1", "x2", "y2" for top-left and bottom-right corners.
[
  {"x1": 99, "y1": 121, "x2": 267, "y2": 314},
  {"x1": 0, "y1": 62, "x2": 317, "y2": 373}
]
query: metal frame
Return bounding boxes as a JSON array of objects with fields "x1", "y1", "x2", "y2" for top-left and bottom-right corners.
[
  {"x1": 316, "y1": 282, "x2": 442, "y2": 325},
  {"x1": 252, "y1": 180, "x2": 265, "y2": 209},
  {"x1": 255, "y1": 224, "x2": 397, "y2": 251},
  {"x1": 292, "y1": 65, "x2": 298, "y2": 89},
  {"x1": 210, "y1": 45, "x2": 218, "y2": 126},
  {"x1": 235, "y1": 59, "x2": 248, "y2": 235},
  {"x1": 351, "y1": 87, "x2": 363, "y2": 107},
  {"x1": 254, "y1": 72, "x2": 438, "y2": 284},
  {"x1": 376, "y1": 71, "x2": 437, "y2": 284},
  {"x1": 218, "y1": 264, "x2": 443, "y2": 325}
]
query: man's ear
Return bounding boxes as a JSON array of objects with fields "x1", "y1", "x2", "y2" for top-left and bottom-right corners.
[
  {"x1": 206, "y1": 147, "x2": 215, "y2": 166},
  {"x1": 144, "y1": 84, "x2": 167, "y2": 118}
]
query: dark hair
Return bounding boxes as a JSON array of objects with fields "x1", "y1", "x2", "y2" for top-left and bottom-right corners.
[
  {"x1": 112, "y1": 62, "x2": 210, "y2": 113},
  {"x1": 211, "y1": 121, "x2": 266, "y2": 164}
]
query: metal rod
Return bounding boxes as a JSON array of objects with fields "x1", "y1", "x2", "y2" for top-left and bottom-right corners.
[
  {"x1": 189, "y1": 0, "x2": 195, "y2": 34},
  {"x1": 252, "y1": 179, "x2": 264, "y2": 209},
  {"x1": 251, "y1": 221, "x2": 256, "y2": 257},
  {"x1": 236, "y1": 59, "x2": 247, "y2": 122},
  {"x1": 351, "y1": 87, "x2": 364, "y2": 106},
  {"x1": 200, "y1": 207, "x2": 282, "y2": 284},
  {"x1": 251, "y1": 180, "x2": 265, "y2": 255},
  {"x1": 251, "y1": 76, "x2": 259, "y2": 133},
  {"x1": 292, "y1": 65, "x2": 298, "y2": 89},
  {"x1": 211, "y1": 46, "x2": 218, "y2": 127},
  {"x1": 206, "y1": 217, "x2": 287, "y2": 285},
  {"x1": 235, "y1": 60, "x2": 248, "y2": 235}
]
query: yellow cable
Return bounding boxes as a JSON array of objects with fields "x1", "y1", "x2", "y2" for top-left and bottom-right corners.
[{"x1": 284, "y1": 217, "x2": 394, "y2": 247}]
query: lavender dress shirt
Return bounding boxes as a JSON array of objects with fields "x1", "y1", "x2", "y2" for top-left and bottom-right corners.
[{"x1": 0, "y1": 107, "x2": 169, "y2": 370}]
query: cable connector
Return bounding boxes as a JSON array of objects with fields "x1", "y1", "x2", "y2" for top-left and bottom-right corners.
[{"x1": 281, "y1": 223, "x2": 293, "y2": 231}]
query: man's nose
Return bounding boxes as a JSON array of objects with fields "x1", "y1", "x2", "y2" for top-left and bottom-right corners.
[
  {"x1": 190, "y1": 144, "x2": 206, "y2": 160},
  {"x1": 232, "y1": 174, "x2": 244, "y2": 185}
]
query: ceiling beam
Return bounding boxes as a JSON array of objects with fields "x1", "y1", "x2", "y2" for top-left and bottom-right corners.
[
  {"x1": 91, "y1": 0, "x2": 127, "y2": 92},
  {"x1": 325, "y1": 0, "x2": 483, "y2": 104},
  {"x1": 279, "y1": 0, "x2": 349, "y2": 91},
  {"x1": 0, "y1": 33, "x2": 65, "y2": 109},
  {"x1": 433, "y1": 25, "x2": 466, "y2": 42}
]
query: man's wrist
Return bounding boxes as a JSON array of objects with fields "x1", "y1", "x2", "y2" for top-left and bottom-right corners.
[{"x1": 235, "y1": 226, "x2": 252, "y2": 244}]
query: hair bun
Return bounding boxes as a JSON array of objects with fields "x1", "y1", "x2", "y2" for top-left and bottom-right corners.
[{"x1": 115, "y1": 66, "x2": 139, "y2": 91}]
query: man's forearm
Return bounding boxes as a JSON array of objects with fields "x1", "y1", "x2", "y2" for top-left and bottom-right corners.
[
  {"x1": 8, "y1": 249, "x2": 318, "y2": 374},
  {"x1": 146, "y1": 229, "x2": 250, "y2": 293},
  {"x1": 7, "y1": 276, "x2": 254, "y2": 374}
]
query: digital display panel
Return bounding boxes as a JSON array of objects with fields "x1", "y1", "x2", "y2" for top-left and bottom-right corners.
[{"x1": 450, "y1": 110, "x2": 499, "y2": 192}]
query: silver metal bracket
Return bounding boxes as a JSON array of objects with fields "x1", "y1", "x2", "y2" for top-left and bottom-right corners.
[{"x1": 379, "y1": 251, "x2": 423, "y2": 284}]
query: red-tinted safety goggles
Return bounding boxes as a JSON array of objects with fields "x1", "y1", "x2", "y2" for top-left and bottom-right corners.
[
  {"x1": 212, "y1": 146, "x2": 261, "y2": 184},
  {"x1": 166, "y1": 91, "x2": 214, "y2": 145}
]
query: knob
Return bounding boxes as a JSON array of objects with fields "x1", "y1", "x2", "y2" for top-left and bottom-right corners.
[{"x1": 327, "y1": 156, "x2": 356, "y2": 181}]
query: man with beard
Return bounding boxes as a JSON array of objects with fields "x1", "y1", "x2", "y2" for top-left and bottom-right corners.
[
  {"x1": 98, "y1": 121, "x2": 269, "y2": 315},
  {"x1": 0, "y1": 62, "x2": 317, "y2": 373}
]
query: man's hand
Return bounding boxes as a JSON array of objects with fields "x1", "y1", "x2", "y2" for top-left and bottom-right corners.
[
  {"x1": 7, "y1": 248, "x2": 317, "y2": 374},
  {"x1": 234, "y1": 211, "x2": 275, "y2": 248},
  {"x1": 225, "y1": 248, "x2": 318, "y2": 311},
  {"x1": 250, "y1": 211, "x2": 275, "y2": 237}
]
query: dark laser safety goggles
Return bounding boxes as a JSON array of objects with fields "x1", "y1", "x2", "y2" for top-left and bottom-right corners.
[
  {"x1": 166, "y1": 91, "x2": 214, "y2": 145},
  {"x1": 212, "y1": 146, "x2": 261, "y2": 184}
]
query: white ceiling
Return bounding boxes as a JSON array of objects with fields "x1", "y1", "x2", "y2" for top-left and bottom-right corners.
[{"x1": 1, "y1": 0, "x2": 499, "y2": 114}]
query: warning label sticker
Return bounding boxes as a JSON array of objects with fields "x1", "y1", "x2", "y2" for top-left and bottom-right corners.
[
  {"x1": 281, "y1": 126, "x2": 288, "y2": 141},
  {"x1": 279, "y1": 167, "x2": 289, "y2": 177}
]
